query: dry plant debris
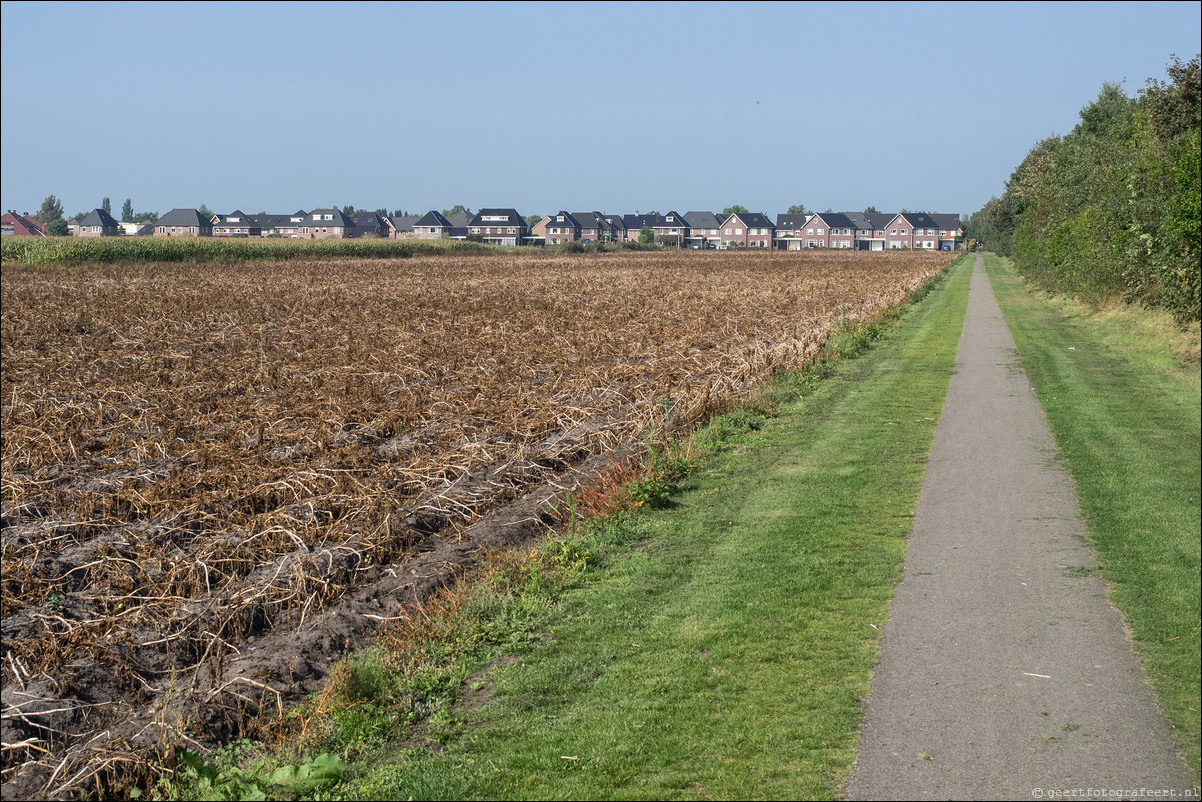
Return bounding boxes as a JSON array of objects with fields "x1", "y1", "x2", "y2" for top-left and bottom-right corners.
[{"x1": 0, "y1": 249, "x2": 954, "y2": 798}]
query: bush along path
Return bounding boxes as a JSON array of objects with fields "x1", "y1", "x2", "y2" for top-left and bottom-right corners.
[
  {"x1": 847, "y1": 256, "x2": 1196, "y2": 799},
  {"x1": 318, "y1": 256, "x2": 975, "y2": 800}
]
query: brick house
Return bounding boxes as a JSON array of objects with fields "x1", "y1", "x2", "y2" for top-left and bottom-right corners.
[
  {"x1": 930, "y1": 213, "x2": 964, "y2": 250},
  {"x1": 413, "y1": 211, "x2": 453, "y2": 239},
  {"x1": 297, "y1": 208, "x2": 354, "y2": 239},
  {"x1": 466, "y1": 209, "x2": 527, "y2": 246},
  {"x1": 598, "y1": 213, "x2": 626, "y2": 242},
  {"x1": 773, "y1": 213, "x2": 813, "y2": 250},
  {"x1": 154, "y1": 208, "x2": 213, "y2": 237},
  {"x1": 570, "y1": 212, "x2": 614, "y2": 243},
  {"x1": 75, "y1": 208, "x2": 121, "y2": 237},
  {"x1": 622, "y1": 213, "x2": 661, "y2": 243},
  {"x1": 720, "y1": 212, "x2": 774, "y2": 248},
  {"x1": 882, "y1": 212, "x2": 943, "y2": 250},
  {"x1": 211, "y1": 210, "x2": 262, "y2": 237},
  {"x1": 842, "y1": 212, "x2": 893, "y2": 251},
  {"x1": 545, "y1": 211, "x2": 582, "y2": 244},
  {"x1": 527, "y1": 215, "x2": 550, "y2": 241},
  {"x1": 797, "y1": 212, "x2": 856, "y2": 249},
  {"x1": 2, "y1": 211, "x2": 46, "y2": 236},
  {"x1": 652, "y1": 211, "x2": 689, "y2": 247},
  {"x1": 351, "y1": 211, "x2": 388, "y2": 238},
  {"x1": 387, "y1": 215, "x2": 419, "y2": 239},
  {"x1": 684, "y1": 211, "x2": 722, "y2": 248}
]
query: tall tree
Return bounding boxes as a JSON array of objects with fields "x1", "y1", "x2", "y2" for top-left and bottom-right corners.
[
  {"x1": 525, "y1": 213, "x2": 543, "y2": 226},
  {"x1": 342, "y1": 205, "x2": 356, "y2": 217},
  {"x1": 786, "y1": 203, "x2": 807, "y2": 215},
  {"x1": 36, "y1": 195, "x2": 64, "y2": 225},
  {"x1": 47, "y1": 219, "x2": 69, "y2": 236},
  {"x1": 442, "y1": 204, "x2": 468, "y2": 218},
  {"x1": 197, "y1": 203, "x2": 213, "y2": 219},
  {"x1": 121, "y1": 198, "x2": 134, "y2": 222},
  {"x1": 101, "y1": 197, "x2": 111, "y2": 214},
  {"x1": 863, "y1": 205, "x2": 880, "y2": 214},
  {"x1": 722, "y1": 204, "x2": 749, "y2": 215}
]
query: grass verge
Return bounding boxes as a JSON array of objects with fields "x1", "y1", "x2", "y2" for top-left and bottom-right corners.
[{"x1": 984, "y1": 253, "x2": 1201, "y2": 784}]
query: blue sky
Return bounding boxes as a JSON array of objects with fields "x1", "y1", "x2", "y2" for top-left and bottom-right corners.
[{"x1": 2, "y1": 1, "x2": 1199, "y2": 220}]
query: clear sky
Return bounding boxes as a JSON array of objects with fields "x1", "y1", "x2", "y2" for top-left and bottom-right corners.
[{"x1": 2, "y1": 1, "x2": 1199, "y2": 221}]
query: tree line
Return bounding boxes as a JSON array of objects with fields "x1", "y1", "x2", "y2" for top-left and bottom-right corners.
[{"x1": 965, "y1": 55, "x2": 1200, "y2": 322}]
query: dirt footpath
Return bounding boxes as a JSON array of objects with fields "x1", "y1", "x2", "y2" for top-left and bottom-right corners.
[{"x1": 847, "y1": 257, "x2": 1195, "y2": 800}]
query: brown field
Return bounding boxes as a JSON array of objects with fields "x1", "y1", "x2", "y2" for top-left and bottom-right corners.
[{"x1": 0, "y1": 249, "x2": 955, "y2": 796}]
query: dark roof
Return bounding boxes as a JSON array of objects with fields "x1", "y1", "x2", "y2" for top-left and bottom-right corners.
[
  {"x1": 448, "y1": 212, "x2": 473, "y2": 228},
  {"x1": 250, "y1": 214, "x2": 297, "y2": 229},
  {"x1": 157, "y1": 208, "x2": 212, "y2": 228},
  {"x1": 549, "y1": 211, "x2": 581, "y2": 229},
  {"x1": 775, "y1": 213, "x2": 810, "y2": 230},
  {"x1": 388, "y1": 215, "x2": 420, "y2": 231},
  {"x1": 352, "y1": 212, "x2": 386, "y2": 232},
  {"x1": 571, "y1": 211, "x2": 602, "y2": 230},
  {"x1": 896, "y1": 211, "x2": 940, "y2": 229},
  {"x1": 213, "y1": 210, "x2": 263, "y2": 228},
  {"x1": 307, "y1": 208, "x2": 354, "y2": 227},
  {"x1": 415, "y1": 211, "x2": 452, "y2": 227},
  {"x1": 684, "y1": 211, "x2": 721, "y2": 230},
  {"x1": 810, "y1": 212, "x2": 857, "y2": 230},
  {"x1": 467, "y1": 209, "x2": 527, "y2": 227},
  {"x1": 653, "y1": 211, "x2": 687, "y2": 228},
  {"x1": 929, "y1": 213, "x2": 962, "y2": 231},
  {"x1": 724, "y1": 212, "x2": 773, "y2": 228},
  {"x1": 599, "y1": 214, "x2": 625, "y2": 230},
  {"x1": 79, "y1": 208, "x2": 119, "y2": 228},
  {"x1": 622, "y1": 213, "x2": 662, "y2": 229}
]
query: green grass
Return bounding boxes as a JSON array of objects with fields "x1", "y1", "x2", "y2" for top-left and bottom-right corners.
[
  {"x1": 0, "y1": 235, "x2": 490, "y2": 266},
  {"x1": 984, "y1": 253, "x2": 1201, "y2": 784},
  {"x1": 305, "y1": 256, "x2": 974, "y2": 800}
]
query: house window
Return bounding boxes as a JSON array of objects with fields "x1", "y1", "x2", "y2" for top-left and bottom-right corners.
[
  {"x1": 890, "y1": 229, "x2": 897, "y2": 235},
  {"x1": 734, "y1": 228, "x2": 743, "y2": 235},
  {"x1": 725, "y1": 228, "x2": 732, "y2": 235},
  {"x1": 806, "y1": 228, "x2": 813, "y2": 235},
  {"x1": 816, "y1": 228, "x2": 824, "y2": 235},
  {"x1": 900, "y1": 229, "x2": 907, "y2": 235},
  {"x1": 508, "y1": 228, "x2": 515, "y2": 234}
]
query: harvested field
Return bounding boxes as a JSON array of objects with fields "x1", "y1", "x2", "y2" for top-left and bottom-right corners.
[{"x1": 0, "y1": 249, "x2": 955, "y2": 798}]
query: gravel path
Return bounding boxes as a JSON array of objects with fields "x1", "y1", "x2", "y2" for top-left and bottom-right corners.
[{"x1": 846, "y1": 256, "x2": 1195, "y2": 800}]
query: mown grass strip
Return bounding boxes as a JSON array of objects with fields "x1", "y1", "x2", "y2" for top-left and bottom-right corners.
[
  {"x1": 983, "y1": 254, "x2": 1201, "y2": 784},
  {"x1": 314, "y1": 256, "x2": 974, "y2": 800}
]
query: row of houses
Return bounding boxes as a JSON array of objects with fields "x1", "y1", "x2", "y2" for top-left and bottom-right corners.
[{"x1": 5, "y1": 207, "x2": 966, "y2": 251}]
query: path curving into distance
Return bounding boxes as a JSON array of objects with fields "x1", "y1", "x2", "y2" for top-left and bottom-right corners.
[{"x1": 846, "y1": 256, "x2": 1195, "y2": 800}]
